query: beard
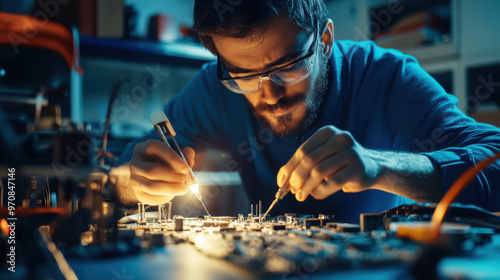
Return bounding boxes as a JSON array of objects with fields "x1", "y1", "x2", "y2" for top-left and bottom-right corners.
[{"x1": 250, "y1": 53, "x2": 330, "y2": 137}]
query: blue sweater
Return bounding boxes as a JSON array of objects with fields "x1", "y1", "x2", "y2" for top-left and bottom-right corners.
[{"x1": 120, "y1": 41, "x2": 500, "y2": 222}]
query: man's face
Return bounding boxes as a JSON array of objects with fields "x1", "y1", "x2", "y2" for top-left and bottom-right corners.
[{"x1": 213, "y1": 15, "x2": 330, "y2": 137}]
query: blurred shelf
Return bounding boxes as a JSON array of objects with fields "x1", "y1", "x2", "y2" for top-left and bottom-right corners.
[
  {"x1": 80, "y1": 36, "x2": 215, "y2": 67},
  {"x1": 326, "y1": 0, "x2": 500, "y2": 116}
]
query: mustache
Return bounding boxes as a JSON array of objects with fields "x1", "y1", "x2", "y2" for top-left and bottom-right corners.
[{"x1": 254, "y1": 94, "x2": 306, "y2": 113}]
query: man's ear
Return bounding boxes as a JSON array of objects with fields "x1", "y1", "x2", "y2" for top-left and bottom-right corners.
[{"x1": 320, "y1": 18, "x2": 334, "y2": 58}]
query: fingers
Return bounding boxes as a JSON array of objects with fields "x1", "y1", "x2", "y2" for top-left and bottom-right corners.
[
  {"x1": 130, "y1": 140, "x2": 196, "y2": 204},
  {"x1": 296, "y1": 150, "x2": 351, "y2": 201},
  {"x1": 309, "y1": 165, "x2": 358, "y2": 200},
  {"x1": 130, "y1": 162, "x2": 185, "y2": 182},
  {"x1": 130, "y1": 169, "x2": 188, "y2": 205},
  {"x1": 277, "y1": 125, "x2": 367, "y2": 202},
  {"x1": 130, "y1": 173, "x2": 188, "y2": 196},
  {"x1": 289, "y1": 136, "x2": 341, "y2": 194},
  {"x1": 134, "y1": 189, "x2": 175, "y2": 205},
  {"x1": 278, "y1": 126, "x2": 339, "y2": 187},
  {"x1": 182, "y1": 147, "x2": 195, "y2": 168},
  {"x1": 135, "y1": 140, "x2": 190, "y2": 173},
  {"x1": 279, "y1": 127, "x2": 355, "y2": 192},
  {"x1": 310, "y1": 180, "x2": 342, "y2": 200}
]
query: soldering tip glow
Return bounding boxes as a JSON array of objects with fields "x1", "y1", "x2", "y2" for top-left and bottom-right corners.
[{"x1": 189, "y1": 183, "x2": 200, "y2": 193}]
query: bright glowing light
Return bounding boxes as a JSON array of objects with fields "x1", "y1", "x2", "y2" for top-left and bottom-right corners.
[{"x1": 189, "y1": 183, "x2": 200, "y2": 193}]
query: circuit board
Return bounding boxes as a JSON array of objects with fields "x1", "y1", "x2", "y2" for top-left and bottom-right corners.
[{"x1": 118, "y1": 213, "x2": 423, "y2": 276}]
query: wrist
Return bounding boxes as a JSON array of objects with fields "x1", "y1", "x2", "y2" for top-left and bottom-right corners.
[
  {"x1": 368, "y1": 150, "x2": 443, "y2": 202},
  {"x1": 367, "y1": 149, "x2": 394, "y2": 190},
  {"x1": 109, "y1": 164, "x2": 139, "y2": 206}
]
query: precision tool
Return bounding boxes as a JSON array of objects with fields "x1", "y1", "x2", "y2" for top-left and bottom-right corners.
[
  {"x1": 151, "y1": 112, "x2": 211, "y2": 217},
  {"x1": 262, "y1": 183, "x2": 290, "y2": 219}
]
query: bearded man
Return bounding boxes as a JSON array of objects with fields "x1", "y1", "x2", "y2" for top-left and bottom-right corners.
[{"x1": 117, "y1": 0, "x2": 500, "y2": 222}]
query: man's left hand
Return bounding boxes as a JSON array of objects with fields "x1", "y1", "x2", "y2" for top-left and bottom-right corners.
[{"x1": 277, "y1": 125, "x2": 383, "y2": 201}]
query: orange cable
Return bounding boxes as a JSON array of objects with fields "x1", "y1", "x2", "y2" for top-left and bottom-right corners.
[{"x1": 429, "y1": 152, "x2": 500, "y2": 243}]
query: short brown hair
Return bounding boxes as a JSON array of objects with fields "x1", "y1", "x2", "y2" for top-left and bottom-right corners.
[{"x1": 193, "y1": 0, "x2": 328, "y2": 55}]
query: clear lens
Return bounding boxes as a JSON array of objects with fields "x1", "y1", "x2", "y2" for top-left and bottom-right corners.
[
  {"x1": 222, "y1": 76, "x2": 261, "y2": 94},
  {"x1": 271, "y1": 57, "x2": 314, "y2": 85},
  {"x1": 221, "y1": 50, "x2": 316, "y2": 94}
]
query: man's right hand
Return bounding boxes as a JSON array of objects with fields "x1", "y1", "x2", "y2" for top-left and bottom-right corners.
[{"x1": 129, "y1": 139, "x2": 195, "y2": 205}]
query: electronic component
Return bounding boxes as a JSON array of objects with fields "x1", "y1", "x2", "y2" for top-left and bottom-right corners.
[{"x1": 175, "y1": 217, "x2": 184, "y2": 231}]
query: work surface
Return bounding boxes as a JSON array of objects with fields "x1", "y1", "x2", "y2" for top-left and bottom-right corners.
[
  {"x1": 67, "y1": 214, "x2": 500, "y2": 280},
  {"x1": 3, "y1": 224, "x2": 500, "y2": 280},
  {"x1": 68, "y1": 244, "x2": 411, "y2": 280},
  {"x1": 65, "y1": 237, "x2": 500, "y2": 280}
]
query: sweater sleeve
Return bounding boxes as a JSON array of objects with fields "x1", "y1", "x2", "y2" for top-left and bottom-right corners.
[{"x1": 380, "y1": 47, "x2": 500, "y2": 211}]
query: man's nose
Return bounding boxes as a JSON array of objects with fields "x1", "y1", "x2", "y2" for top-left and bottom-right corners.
[{"x1": 261, "y1": 79, "x2": 285, "y2": 105}]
